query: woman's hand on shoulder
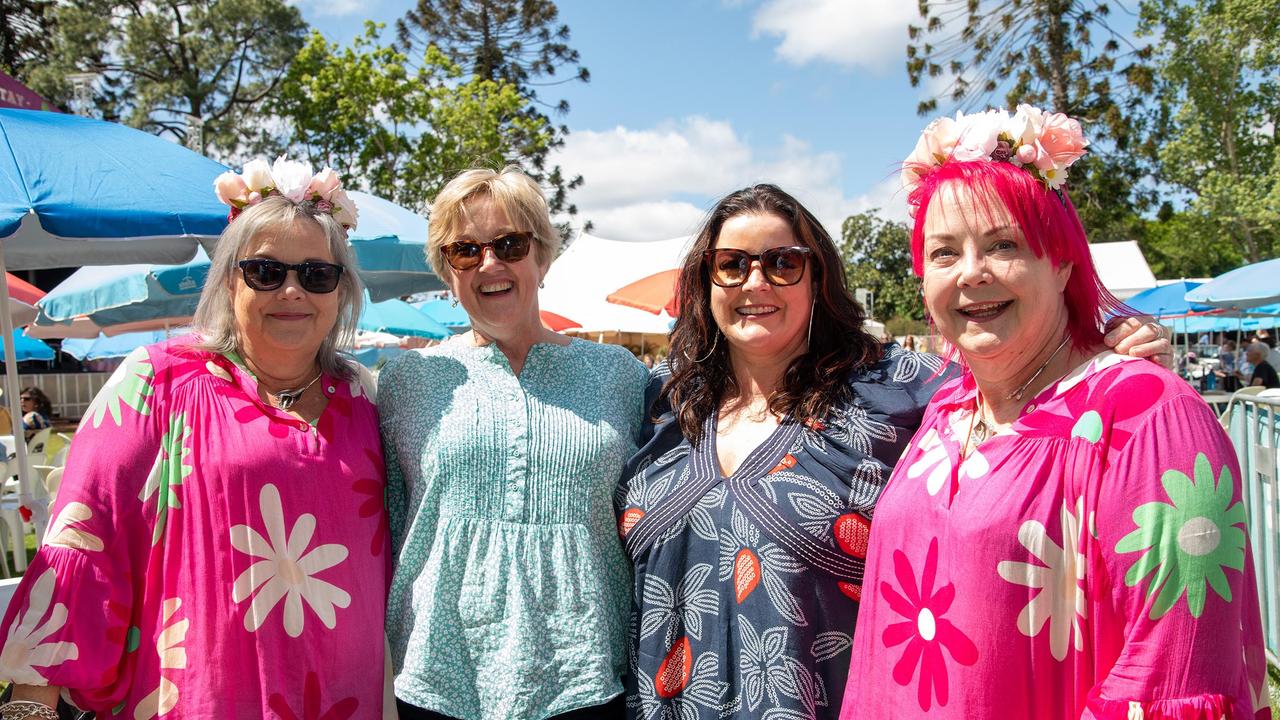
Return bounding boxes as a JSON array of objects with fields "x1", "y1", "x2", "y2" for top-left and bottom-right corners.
[{"x1": 1104, "y1": 315, "x2": 1173, "y2": 370}]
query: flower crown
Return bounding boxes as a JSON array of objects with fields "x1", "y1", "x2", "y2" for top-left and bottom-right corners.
[
  {"x1": 214, "y1": 156, "x2": 359, "y2": 230},
  {"x1": 902, "y1": 104, "x2": 1089, "y2": 201}
]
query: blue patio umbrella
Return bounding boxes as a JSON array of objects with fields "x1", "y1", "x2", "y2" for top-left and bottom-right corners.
[
  {"x1": 1185, "y1": 257, "x2": 1280, "y2": 309},
  {"x1": 1124, "y1": 281, "x2": 1213, "y2": 318},
  {"x1": 1, "y1": 108, "x2": 227, "y2": 501},
  {"x1": 0, "y1": 330, "x2": 53, "y2": 362},
  {"x1": 34, "y1": 247, "x2": 210, "y2": 329},
  {"x1": 62, "y1": 330, "x2": 185, "y2": 361},
  {"x1": 357, "y1": 293, "x2": 450, "y2": 339},
  {"x1": 414, "y1": 298, "x2": 470, "y2": 328},
  {"x1": 347, "y1": 191, "x2": 442, "y2": 301}
]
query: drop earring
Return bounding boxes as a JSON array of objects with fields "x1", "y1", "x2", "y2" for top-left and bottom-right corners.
[
  {"x1": 806, "y1": 299, "x2": 816, "y2": 350},
  {"x1": 450, "y1": 296, "x2": 459, "y2": 308}
]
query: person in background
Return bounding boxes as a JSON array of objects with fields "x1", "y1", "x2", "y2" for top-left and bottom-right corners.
[
  {"x1": 1216, "y1": 339, "x2": 1240, "y2": 393},
  {"x1": 1254, "y1": 332, "x2": 1280, "y2": 374},
  {"x1": 1245, "y1": 341, "x2": 1279, "y2": 389},
  {"x1": 381, "y1": 166, "x2": 646, "y2": 720},
  {"x1": 841, "y1": 105, "x2": 1267, "y2": 719},
  {"x1": 19, "y1": 387, "x2": 52, "y2": 433},
  {"x1": 903, "y1": 334, "x2": 917, "y2": 351},
  {"x1": 0, "y1": 158, "x2": 391, "y2": 718}
]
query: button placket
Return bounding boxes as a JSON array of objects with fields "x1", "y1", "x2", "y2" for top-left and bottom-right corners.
[{"x1": 502, "y1": 374, "x2": 530, "y2": 522}]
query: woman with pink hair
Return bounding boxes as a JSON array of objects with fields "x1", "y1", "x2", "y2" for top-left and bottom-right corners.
[{"x1": 840, "y1": 107, "x2": 1270, "y2": 719}]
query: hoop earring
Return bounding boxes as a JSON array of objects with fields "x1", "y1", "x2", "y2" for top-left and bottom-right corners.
[
  {"x1": 683, "y1": 330, "x2": 720, "y2": 364},
  {"x1": 806, "y1": 299, "x2": 815, "y2": 350}
]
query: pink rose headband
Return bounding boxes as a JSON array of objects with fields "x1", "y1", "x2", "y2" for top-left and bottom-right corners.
[
  {"x1": 214, "y1": 157, "x2": 360, "y2": 230},
  {"x1": 901, "y1": 104, "x2": 1090, "y2": 205}
]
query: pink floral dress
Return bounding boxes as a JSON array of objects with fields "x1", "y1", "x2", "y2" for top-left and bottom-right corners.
[
  {"x1": 840, "y1": 352, "x2": 1271, "y2": 719},
  {"x1": 0, "y1": 340, "x2": 389, "y2": 718}
]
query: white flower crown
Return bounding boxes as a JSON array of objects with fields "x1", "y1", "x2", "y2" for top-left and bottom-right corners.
[{"x1": 214, "y1": 156, "x2": 359, "y2": 230}]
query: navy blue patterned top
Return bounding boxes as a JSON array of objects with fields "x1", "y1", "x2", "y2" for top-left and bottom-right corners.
[{"x1": 617, "y1": 344, "x2": 956, "y2": 720}]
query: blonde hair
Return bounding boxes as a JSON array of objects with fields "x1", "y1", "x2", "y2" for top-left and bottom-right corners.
[
  {"x1": 191, "y1": 195, "x2": 364, "y2": 380},
  {"x1": 427, "y1": 166, "x2": 560, "y2": 277}
]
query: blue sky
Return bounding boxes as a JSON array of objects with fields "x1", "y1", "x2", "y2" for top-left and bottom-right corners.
[{"x1": 294, "y1": 1, "x2": 1040, "y2": 240}]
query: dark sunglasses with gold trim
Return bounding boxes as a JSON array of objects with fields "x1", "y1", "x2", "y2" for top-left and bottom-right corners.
[
  {"x1": 237, "y1": 259, "x2": 345, "y2": 294},
  {"x1": 441, "y1": 232, "x2": 534, "y2": 272}
]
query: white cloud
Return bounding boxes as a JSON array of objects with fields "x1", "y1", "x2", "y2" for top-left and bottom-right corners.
[
  {"x1": 751, "y1": 0, "x2": 917, "y2": 71},
  {"x1": 289, "y1": 0, "x2": 362, "y2": 17},
  {"x1": 554, "y1": 116, "x2": 910, "y2": 244}
]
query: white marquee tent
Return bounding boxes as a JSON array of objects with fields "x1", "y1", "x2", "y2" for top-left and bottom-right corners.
[
  {"x1": 1089, "y1": 240, "x2": 1157, "y2": 300},
  {"x1": 540, "y1": 233, "x2": 692, "y2": 334}
]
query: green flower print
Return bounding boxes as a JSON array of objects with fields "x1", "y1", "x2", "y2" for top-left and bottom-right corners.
[
  {"x1": 139, "y1": 412, "x2": 194, "y2": 546},
  {"x1": 84, "y1": 347, "x2": 154, "y2": 428},
  {"x1": 1116, "y1": 452, "x2": 1247, "y2": 620}
]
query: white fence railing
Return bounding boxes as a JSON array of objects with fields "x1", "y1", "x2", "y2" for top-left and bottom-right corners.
[
  {"x1": 14, "y1": 372, "x2": 112, "y2": 421},
  {"x1": 1224, "y1": 390, "x2": 1280, "y2": 657}
]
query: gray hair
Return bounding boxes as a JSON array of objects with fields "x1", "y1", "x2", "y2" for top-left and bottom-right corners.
[
  {"x1": 1247, "y1": 342, "x2": 1269, "y2": 358},
  {"x1": 191, "y1": 195, "x2": 364, "y2": 380}
]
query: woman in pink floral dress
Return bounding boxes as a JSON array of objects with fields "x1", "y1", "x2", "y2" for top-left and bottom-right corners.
[
  {"x1": 0, "y1": 160, "x2": 391, "y2": 719},
  {"x1": 840, "y1": 107, "x2": 1270, "y2": 719}
]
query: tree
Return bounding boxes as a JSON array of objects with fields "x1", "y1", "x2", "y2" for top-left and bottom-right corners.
[
  {"x1": 1139, "y1": 0, "x2": 1280, "y2": 265},
  {"x1": 0, "y1": 0, "x2": 54, "y2": 79},
  {"x1": 837, "y1": 211, "x2": 924, "y2": 325},
  {"x1": 1139, "y1": 206, "x2": 1245, "y2": 278},
  {"x1": 25, "y1": 0, "x2": 306, "y2": 156},
  {"x1": 396, "y1": 0, "x2": 587, "y2": 227},
  {"x1": 906, "y1": 1, "x2": 1156, "y2": 240},
  {"x1": 267, "y1": 24, "x2": 555, "y2": 213}
]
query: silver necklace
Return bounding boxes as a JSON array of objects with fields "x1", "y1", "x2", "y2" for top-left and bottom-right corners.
[
  {"x1": 968, "y1": 335, "x2": 1072, "y2": 451},
  {"x1": 268, "y1": 372, "x2": 322, "y2": 410}
]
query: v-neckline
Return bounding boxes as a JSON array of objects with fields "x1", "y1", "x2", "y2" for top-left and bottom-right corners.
[{"x1": 701, "y1": 412, "x2": 799, "y2": 481}]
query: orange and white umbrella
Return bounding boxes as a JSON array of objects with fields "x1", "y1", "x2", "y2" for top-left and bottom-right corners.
[{"x1": 607, "y1": 269, "x2": 680, "y2": 317}]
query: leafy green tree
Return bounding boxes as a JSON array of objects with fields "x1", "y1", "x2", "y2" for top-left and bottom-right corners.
[
  {"x1": 0, "y1": 0, "x2": 54, "y2": 79},
  {"x1": 906, "y1": 1, "x2": 1156, "y2": 240},
  {"x1": 837, "y1": 211, "x2": 924, "y2": 324},
  {"x1": 267, "y1": 24, "x2": 554, "y2": 213},
  {"x1": 1139, "y1": 206, "x2": 1245, "y2": 278},
  {"x1": 1139, "y1": 0, "x2": 1279, "y2": 265},
  {"x1": 396, "y1": 0, "x2": 587, "y2": 225},
  {"x1": 25, "y1": 0, "x2": 306, "y2": 156}
]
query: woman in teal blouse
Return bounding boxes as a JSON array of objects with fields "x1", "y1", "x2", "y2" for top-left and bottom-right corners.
[{"x1": 379, "y1": 166, "x2": 648, "y2": 720}]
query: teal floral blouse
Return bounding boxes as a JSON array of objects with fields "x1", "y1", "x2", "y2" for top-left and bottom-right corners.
[{"x1": 379, "y1": 337, "x2": 649, "y2": 720}]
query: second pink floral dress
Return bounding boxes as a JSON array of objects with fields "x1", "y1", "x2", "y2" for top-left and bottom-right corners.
[{"x1": 840, "y1": 352, "x2": 1270, "y2": 719}]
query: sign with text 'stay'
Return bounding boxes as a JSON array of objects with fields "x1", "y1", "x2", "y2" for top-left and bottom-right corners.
[{"x1": 0, "y1": 71, "x2": 52, "y2": 111}]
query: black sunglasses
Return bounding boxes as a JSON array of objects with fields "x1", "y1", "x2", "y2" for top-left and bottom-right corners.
[
  {"x1": 703, "y1": 246, "x2": 812, "y2": 288},
  {"x1": 441, "y1": 232, "x2": 533, "y2": 272},
  {"x1": 237, "y1": 259, "x2": 344, "y2": 294}
]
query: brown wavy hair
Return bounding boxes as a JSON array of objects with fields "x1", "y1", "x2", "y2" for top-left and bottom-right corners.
[{"x1": 661, "y1": 184, "x2": 882, "y2": 444}]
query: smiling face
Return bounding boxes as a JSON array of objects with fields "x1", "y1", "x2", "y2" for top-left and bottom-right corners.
[
  {"x1": 709, "y1": 212, "x2": 813, "y2": 365},
  {"x1": 920, "y1": 182, "x2": 1072, "y2": 366},
  {"x1": 231, "y1": 218, "x2": 340, "y2": 366},
  {"x1": 443, "y1": 195, "x2": 546, "y2": 343}
]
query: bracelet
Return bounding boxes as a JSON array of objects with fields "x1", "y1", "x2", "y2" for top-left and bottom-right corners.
[{"x1": 0, "y1": 700, "x2": 60, "y2": 720}]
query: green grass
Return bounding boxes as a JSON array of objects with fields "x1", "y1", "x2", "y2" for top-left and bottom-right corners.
[{"x1": 1, "y1": 531, "x2": 37, "y2": 579}]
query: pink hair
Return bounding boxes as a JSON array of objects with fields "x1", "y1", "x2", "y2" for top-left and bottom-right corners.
[{"x1": 907, "y1": 160, "x2": 1130, "y2": 353}]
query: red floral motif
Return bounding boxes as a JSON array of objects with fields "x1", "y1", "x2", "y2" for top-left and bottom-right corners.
[
  {"x1": 618, "y1": 507, "x2": 645, "y2": 538},
  {"x1": 351, "y1": 449, "x2": 387, "y2": 556},
  {"x1": 880, "y1": 537, "x2": 978, "y2": 711},
  {"x1": 834, "y1": 513, "x2": 872, "y2": 558},
  {"x1": 267, "y1": 671, "x2": 358, "y2": 720},
  {"x1": 768, "y1": 454, "x2": 797, "y2": 474},
  {"x1": 655, "y1": 636, "x2": 692, "y2": 698},
  {"x1": 733, "y1": 549, "x2": 761, "y2": 603},
  {"x1": 315, "y1": 385, "x2": 353, "y2": 440},
  {"x1": 838, "y1": 582, "x2": 862, "y2": 602}
]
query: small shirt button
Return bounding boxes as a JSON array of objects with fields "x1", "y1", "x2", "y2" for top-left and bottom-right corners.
[{"x1": 327, "y1": 385, "x2": 336, "y2": 393}]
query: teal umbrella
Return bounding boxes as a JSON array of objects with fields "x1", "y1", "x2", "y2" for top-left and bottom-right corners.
[
  {"x1": 414, "y1": 298, "x2": 469, "y2": 328},
  {"x1": 0, "y1": 329, "x2": 53, "y2": 362},
  {"x1": 357, "y1": 293, "x2": 450, "y2": 339},
  {"x1": 347, "y1": 191, "x2": 442, "y2": 301}
]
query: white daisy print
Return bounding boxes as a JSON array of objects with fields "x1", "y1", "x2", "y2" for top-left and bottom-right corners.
[
  {"x1": 996, "y1": 497, "x2": 1088, "y2": 661},
  {"x1": 0, "y1": 568, "x2": 79, "y2": 684},
  {"x1": 134, "y1": 597, "x2": 188, "y2": 719},
  {"x1": 43, "y1": 502, "x2": 104, "y2": 552},
  {"x1": 230, "y1": 484, "x2": 351, "y2": 637},
  {"x1": 906, "y1": 428, "x2": 950, "y2": 496}
]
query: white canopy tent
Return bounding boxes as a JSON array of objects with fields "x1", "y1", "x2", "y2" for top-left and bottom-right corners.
[
  {"x1": 540, "y1": 233, "x2": 693, "y2": 334},
  {"x1": 1089, "y1": 241, "x2": 1157, "y2": 300}
]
